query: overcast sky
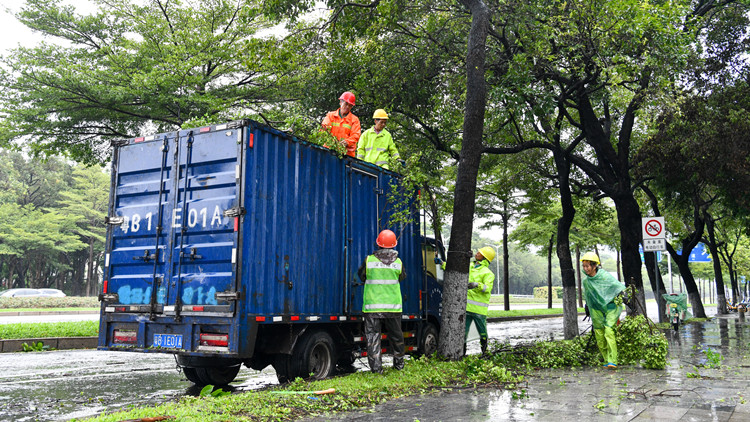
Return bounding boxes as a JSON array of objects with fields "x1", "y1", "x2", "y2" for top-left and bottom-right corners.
[{"x1": 1, "y1": 1, "x2": 97, "y2": 54}]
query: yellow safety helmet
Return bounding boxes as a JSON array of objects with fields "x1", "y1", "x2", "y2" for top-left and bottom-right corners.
[
  {"x1": 581, "y1": 252, "x2": 600, "y2": 265},
  {"x1": 478, "y1": 246, "x2": 496, "y2": 263},
  {"x1": 373, "y1": 109, "x2": 389, "y2": 120}
]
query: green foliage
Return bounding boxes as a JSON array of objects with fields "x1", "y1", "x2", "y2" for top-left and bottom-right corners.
[
  {"x1": 22, "y1": 341, "x2": 53, "y2": 352},
  {"x1": 699, "y1": 347, "x2": 723, "y2": 369},
  {"x1": 0, "y1": 152, "x2": 108, "y2": 294},
  {"x1": 489, "y1": 336, "x2": 601, "y2": 370},
  {"x1": 615, "y1": 315, "x2": 669, "y2": 369},
  {"x1": 0, "y1": 0, "x2": 295, "y2": 163},
  {"x1": 200, "y1": 385, "x2": 231, "y2": 398},
  {"x1": 533, "y1": 286, "x2": 563, "y2": 299},
  {"x1": 0, "y1": 320, "x2": 98, "y2": 340},
  {"x1": 0, "y1": 296, "x2": 99, "y2": 309}
]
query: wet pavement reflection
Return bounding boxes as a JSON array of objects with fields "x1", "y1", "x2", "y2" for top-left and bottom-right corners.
[{"x1": 302, "y1": 314, "x2": 750, "y2": 422}]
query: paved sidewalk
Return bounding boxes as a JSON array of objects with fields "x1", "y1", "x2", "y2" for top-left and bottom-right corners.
[{"x1": 302, "y1": 315, "x2": 750, "y2": 421}]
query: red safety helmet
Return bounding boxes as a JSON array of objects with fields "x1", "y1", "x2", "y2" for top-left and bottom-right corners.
[
  {"x1": 376, "y1": 230, "x2": 397, "y2": 248},
  {"x1": 339, "y1": 91, "x2": 356, "y2": 106}
]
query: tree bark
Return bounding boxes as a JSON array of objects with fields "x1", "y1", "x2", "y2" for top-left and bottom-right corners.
[
  {"x1": 644, "y1": 251, "x2": 667, "y2": 323},
  {"x1": 438, "y1": 0, "x2": 489, "y2": 361},
  {"x1": 666, "y1": 241, "x2": 707, "y2": 318},
  {"x1": 547, "y1": 233, "x2": 554, "y2": 309},
  {"x1": 703, "y1": 214, "x2": 728, "y2": 314},
  {"x1": 553, "y1": 149, "x2": 579, "y2": 339}
]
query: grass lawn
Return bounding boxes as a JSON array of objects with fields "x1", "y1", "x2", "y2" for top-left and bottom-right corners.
[{"x1": 0, "y1": 320, "x2": 99, "y2": 339}]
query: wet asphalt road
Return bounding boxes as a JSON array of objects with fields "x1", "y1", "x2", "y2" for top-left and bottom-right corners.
[{"x1": 0, "y1": 302, "x2": 718, "y2": 421}]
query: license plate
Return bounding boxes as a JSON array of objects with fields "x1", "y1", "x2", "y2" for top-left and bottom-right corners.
[{"x1": 153, "y1": 334, "x2": 183, "y2": 348}]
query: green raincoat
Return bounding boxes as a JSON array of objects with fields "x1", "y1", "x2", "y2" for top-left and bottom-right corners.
[{"x1": 583, "y1": 269, "x2": 625, "y2": 365}]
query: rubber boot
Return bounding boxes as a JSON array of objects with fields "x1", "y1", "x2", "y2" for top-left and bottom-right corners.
[{"x1": 480, "y1": 338, "x2": 488, "y2": 356}]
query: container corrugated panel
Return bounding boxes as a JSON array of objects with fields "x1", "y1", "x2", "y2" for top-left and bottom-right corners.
[
  {"x1": 240, "y1": 122, "x2": 423, "y2": 317},
  {"x1": 242, "y1": 124, "x2": 346, "y2": 316}
]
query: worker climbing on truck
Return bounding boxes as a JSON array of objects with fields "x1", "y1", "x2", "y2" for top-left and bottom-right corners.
[
  {"x1": 358, "y1": 229, "x2": 407, "y2": 373},
  {"x1": 435, "y1": 246, "x2": 495, "y2": 355},
  {"x1": 321, "y1": 91, "x2": 361, "y2": 157},
  {"x1": 357, "y1": 109, "x2": 400, "y2": 170}
]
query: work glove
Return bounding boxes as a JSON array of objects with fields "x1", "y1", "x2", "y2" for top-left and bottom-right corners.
[
  {"x1": 583, "y1": 304, "x2": 590, "y2": 322},
  {"x1": 467, "y1": 282, "x2": 479, "y2": 289},
  {"x1": 434, "y1": 256, "x2": 442, "y2": 265}
]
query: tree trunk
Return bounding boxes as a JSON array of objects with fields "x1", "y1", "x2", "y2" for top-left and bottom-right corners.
[
  {"x1": 704, "y1": 215, "x2": 728, "y2": 314},
  {"x1": 547, "y1": 233, "x2": 554, "y2": 309},
  {"x1": 644, "y1": 251, "x2": 667, "y2": 323},
  {"x1": 438, "y1": 0, "x2": 489, "y2": 361},
  {"x1": 554, "y1": 149, "x2": 579, "y2": 339},
  {"x1": 613, "y1": 194, "x2": 647, "y2": 316},
  {"x1": 86, "y1": 238, "x2": 95, "y2": 296},
  {"x1": 668, "y1": 245, "x2": 707, "y2": 318}
]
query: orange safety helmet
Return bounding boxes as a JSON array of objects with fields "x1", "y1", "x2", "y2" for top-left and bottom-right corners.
[
  {"x1": 376, "y1": 229, "x2": 398, "y2": 248},
  {"x1": 339, "y1": 91, "x2": 356, "y2": 106}
]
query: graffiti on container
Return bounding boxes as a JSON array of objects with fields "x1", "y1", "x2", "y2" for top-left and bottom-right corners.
[{"x1": 117, "y1": 285, "x2": 218, "y2": 305}]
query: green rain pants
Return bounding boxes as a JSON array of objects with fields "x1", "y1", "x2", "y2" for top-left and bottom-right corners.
[
  {"x1": 590, "y1": 302, "x2": 622, "y2": 365},
  {"x1": 465, "y1": 311, "x2": 488, "y2": 341}
]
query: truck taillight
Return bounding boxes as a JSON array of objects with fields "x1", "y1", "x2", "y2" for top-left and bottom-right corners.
[
  {"x1": 102, "y1": 280, "x2": 108, "y2": 294},
  {"x1": 113, "y1": 330, "x2": 137, "y2": 344},
  {"x1": 199, "y1": 333, "x2": 229, "y2": 347}
]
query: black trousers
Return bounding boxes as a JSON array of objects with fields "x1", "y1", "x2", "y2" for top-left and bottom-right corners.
[{"x1": 364, "y1": 313, "x2": 405, "y2": 372}]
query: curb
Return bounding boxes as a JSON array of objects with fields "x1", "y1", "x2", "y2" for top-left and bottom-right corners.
[
  {"x1": 488, "y1": 312, "x2": 584, "y2": 323},
  {"x1": 0, "y1": 336, "x2": 98, "y2": 353}
]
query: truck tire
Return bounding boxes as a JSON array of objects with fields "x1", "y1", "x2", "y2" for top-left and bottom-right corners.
[
  {"x1": 195, "y1": 365, "x2": 241, "y2": 386},
  {"x1": 273, "y1": 355, "x2": 293, "y2": 384},
  {"x1": 417, "y1": 323, "x2": 439, "y2": 357},
  {"x1": 182, "y1": 367, "x2": 202, "y2": 384},
  {"x1": 290, "y1": 330, "x2": 336, "y2": 380}
]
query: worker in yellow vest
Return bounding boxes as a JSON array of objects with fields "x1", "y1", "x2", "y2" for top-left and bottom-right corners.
[
  {"x1": 356, "y1": 109, "x2": 400, "y2": 169},
  {"x1": 436, "y1": 246, "x2": 495, "y2": 354},
  {"x1": 357, "y1": 229, "x2": 407, "y2": 373}
]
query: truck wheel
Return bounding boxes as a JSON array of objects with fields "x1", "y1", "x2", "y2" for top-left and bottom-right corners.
[
  {"x1": 273, "y1": 355, "x2": 292, "y2": 384},
  {"x1": 290, "y1": 330, "x2": 336, "y2": 380},
  {"x1": 181, "y1": 367, "x2": 202, "y2": 384},
  {"x1": 195, "y1": 365, "x2": 241, "y2": 385},
  {"x1": 417, "y1": 323, "x2": 439, "y2": 357}
]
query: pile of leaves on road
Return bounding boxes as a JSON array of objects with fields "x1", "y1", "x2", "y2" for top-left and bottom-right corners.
[{"x1": 487, "y1": 314, "x2": 668, "y2": 370}]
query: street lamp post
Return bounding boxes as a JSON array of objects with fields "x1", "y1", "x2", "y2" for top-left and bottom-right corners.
[{"x1": 492, "y1": 245, "x2": 501, "y2": 296}]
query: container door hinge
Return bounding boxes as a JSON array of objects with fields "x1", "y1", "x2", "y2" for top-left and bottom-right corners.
[
  {"x1": 223, "y1": 206, "x2": 246, "y2": 217},
  {"x1": 105, "y1": 216, "x2": 125, "y2": 225},
  {"x1": 99, "y1": 293, "x2": 119, "y2": 303},
  {"x1": 215, "y1": 291, "x2": 242, "y2": 302}
]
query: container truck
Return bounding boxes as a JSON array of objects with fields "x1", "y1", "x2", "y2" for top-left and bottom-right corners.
[{"x1": 98, "y1": 119, "x2": 444, "y2": 385}]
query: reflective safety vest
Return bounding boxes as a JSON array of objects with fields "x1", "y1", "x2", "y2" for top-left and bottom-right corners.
[
  {"x1": 356, "y1": 127, "x2": 400, "y2": 169},
  {"x1": 321, "y1": 109, "x2": 361, "y2": 157},
  {"x1": 363, "y1": 254, "x2": 403, "y2": 313},
  {"x1": 467, "y1": 259, "x2": 494, "y2": 315}
]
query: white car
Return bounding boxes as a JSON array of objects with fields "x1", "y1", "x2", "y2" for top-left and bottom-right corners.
[
  {"x1": 0, "y1": 288, "x2": 67, "y2": 298},
  {"x1": 37, "y1": 288, "x2": 67, "y2": 297}
]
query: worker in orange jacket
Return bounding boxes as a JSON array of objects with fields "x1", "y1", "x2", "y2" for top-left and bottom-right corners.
[{"x1": 321, "y1": 91, "x2": 361, "y2": 157}]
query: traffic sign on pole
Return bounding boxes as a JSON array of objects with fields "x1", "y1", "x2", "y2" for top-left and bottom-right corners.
[{"x1": 642, "y1": 217, "x2": 666, "y2": 251}]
